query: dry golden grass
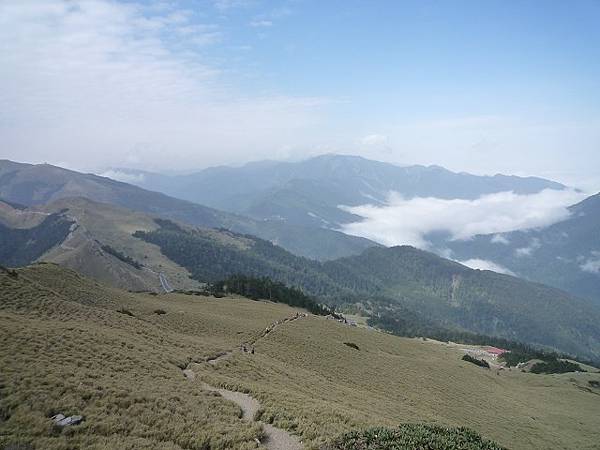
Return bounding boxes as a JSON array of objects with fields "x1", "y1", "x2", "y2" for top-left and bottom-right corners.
[
  {"x1": 197, "y1": 316, "x2": 600, "y2": 449},
  {"x1": 2, "y1": 263, "x2": 600, "y2": 449},
  {"x1": 0, "y1": 264, "x2": 293, "y2": 449}
]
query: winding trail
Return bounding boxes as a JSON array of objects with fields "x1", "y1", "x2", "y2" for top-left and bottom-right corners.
[
  {"x1": 204, "y1": 312, "x2": 307, "y2": 365},
  {"x1": 201, "y1": 382, "x2": 303, "y2": 450},
  {"x1": 182, "y1": 312, "x2": 307, "y2": 449}
]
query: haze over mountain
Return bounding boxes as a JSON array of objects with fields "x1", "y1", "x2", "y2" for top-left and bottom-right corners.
[
  {"x1": 0, "y1": 159, "x2": 376, "y2": 261},
  {"x1": 109, "y1": 154, "x2": 567, "y2": 229}
]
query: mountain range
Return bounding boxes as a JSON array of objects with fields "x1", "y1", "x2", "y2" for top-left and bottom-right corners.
[
  {"x1": 0, "y1": 159, "x2": 375, "y2": 261},
  {"x1": 111, "y1": 154, "x2": 566, "y2": 229},
  {"x1": 102, "y1": 154, "x2": 600, "y2": 305},
  {"x1": 135, "y1": 217, "x2": 600, "y2": 361}
]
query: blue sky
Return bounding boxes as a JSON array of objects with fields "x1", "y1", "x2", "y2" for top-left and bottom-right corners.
[
  {"x1": 215, "y1": 1, "x2": 599, "y2": 111},
  {"x1": 1, "y1": 0, "x2": 599, "y2": 188}
]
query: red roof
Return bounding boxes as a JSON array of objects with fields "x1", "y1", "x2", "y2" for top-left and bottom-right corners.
[{"x1": 486, "y1": 347, "x2": 508, "y2": 355}]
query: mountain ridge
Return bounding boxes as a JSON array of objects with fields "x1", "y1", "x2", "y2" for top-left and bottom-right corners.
[
  {"x1": 109, "y1": 153, "x2": 566, "y2": 229},
  {"x1": 0, "y1": 159, "x2": 377, "y2": 261}
]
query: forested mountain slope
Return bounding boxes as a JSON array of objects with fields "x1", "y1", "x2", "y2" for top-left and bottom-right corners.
[
  {"x1": 0, "y1": 212, "x2": 73, "y2": 267},
  {"x1": 136, "y1": 219, "x2": 600, "y2": 361},
  {"x1": 2, "y1": 192, "x2": 598, "y2": 360}
]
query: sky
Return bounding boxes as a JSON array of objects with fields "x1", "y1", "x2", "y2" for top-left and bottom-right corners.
[{"x1": 1, "y1": 0, "x2": 600, "y2": 189}]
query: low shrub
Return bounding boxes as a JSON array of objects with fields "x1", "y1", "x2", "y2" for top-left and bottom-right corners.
[
  {"x1": 462, "y1": 354, "x2": 490, "y2": 369},
  {"x1": 343, "y1": 342, "x2": 360, "y2": 350},
  {"x1": 322, "y1": 424, "x2": 504, "y2": 449},
  {"x1": 98, "y1": 243, "x2": 143, "y2": 270},
  {"x1": 153, "y1": 309, "x2": 167, "y2": 315},
  {"x1": 117, "y1": 308, "x2": 135, "y2": 317},
  {"x1": 530, "y1": 360, "x2": 585, "y2": 374}
]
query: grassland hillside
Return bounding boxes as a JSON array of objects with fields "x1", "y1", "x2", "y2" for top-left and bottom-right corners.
[
  {"x1": 0, "y1": 160, "x2": 377, "y2": 261},
  {"x1": 1, "y1": 264, "x2": 599, "y2": 449},
  {"x1": 0, "y1": 198, "x2": 201, "y2": 292},
  {"x1": 135, "y1": 220, "x2": 600, "y2": 361}
]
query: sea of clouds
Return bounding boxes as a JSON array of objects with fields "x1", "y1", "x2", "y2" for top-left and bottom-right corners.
[{"x1": 340, "y1": 188, "x2": 584, "y2": 249}]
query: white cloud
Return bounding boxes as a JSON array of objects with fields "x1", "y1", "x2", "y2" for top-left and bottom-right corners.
[
  {"x1": 458, "y1": 259, "x2": 515, "y2": 275},
  {"x1": 491, "y1": 234, "x2": 510, "y2": 244},
  {"x1": 212, "y1": 0, "x2": 255, "y2": 11},
  {"x1": 514, "y1": 238, "x2": 541, "y2": 257},
  {"x1": 339, "y1": 189, "x2": 584, "y2": 248},
  {"x1": 250, "y1": 20, "x2": 272, "y2": 27},
  {"x1": 360, "y1": 134, "x2": 389, "y2": 146},
  {"x1": 580, "y1": 251, "x2": 600, "y2": 274},
  {"x1": 0, "y1": 0, "x2": 326, "y2": 171},
  {"x1": 99, "y1": 169, "x2": 145, "y2": 184}
]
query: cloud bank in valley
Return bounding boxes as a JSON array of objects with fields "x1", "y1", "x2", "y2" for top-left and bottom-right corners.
[{"x1": 339, "y1": 189, "x2": 585, "y2": 249}]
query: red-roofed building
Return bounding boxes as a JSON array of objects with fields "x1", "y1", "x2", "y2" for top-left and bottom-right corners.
[{"x1": 486, "y1": 347, "x2": 508, "y2": 356}]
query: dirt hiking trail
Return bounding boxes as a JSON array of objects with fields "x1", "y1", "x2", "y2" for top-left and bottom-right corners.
[
  {"x1": 205, "y1": 312, "x2": 307, "y2": 365},
  {"x1": 182, "y1": 312, "x2": 306, "y2": 449}
]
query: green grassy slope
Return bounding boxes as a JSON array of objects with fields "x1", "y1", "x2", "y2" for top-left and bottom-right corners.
[
  {"x1": 0, "y1": 263, "x2": 289, "y2": 449},
  {"x1": 2, "y1": 264, "x2": 598, "y2": 449}
]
